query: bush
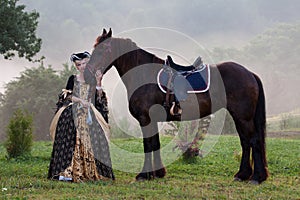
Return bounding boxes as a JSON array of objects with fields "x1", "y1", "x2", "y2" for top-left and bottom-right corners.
[
  {"x1": 171, "y1": 120, "x2": 207, "y2": 161},
  {"x1": 5, "y1": 109, "x2": 33, "y2": 159}
]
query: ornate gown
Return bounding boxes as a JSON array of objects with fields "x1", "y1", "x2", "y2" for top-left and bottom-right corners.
[{"x1": 48, "y1": 75, "x2": 114, "y2": 182}]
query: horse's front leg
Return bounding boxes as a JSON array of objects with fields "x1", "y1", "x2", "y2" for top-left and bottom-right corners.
[
  {"x1": 135, "y1": 137, "x2": 154, "y2": 181},
  {"x1": 136, "y1": 122, "x2": 166, "y2": 180},
  {"x1": 152, "y1": 133, "x2": 166, "y2": 178},
  {"x1": 136, "y1": 125, "x2": 155, "y2": 181}
]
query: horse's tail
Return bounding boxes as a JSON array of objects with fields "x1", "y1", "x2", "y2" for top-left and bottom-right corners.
[{"x1": 253, "y1": 73, "x2": 267, "y2": 167}]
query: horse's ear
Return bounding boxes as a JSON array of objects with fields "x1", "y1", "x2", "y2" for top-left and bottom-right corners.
[
  {"x1": 102, "y1": 28, "x2": 107, "y2": 35},
  {"x1": 107, "y1": 28, "x2": 112, "y2": 37}
]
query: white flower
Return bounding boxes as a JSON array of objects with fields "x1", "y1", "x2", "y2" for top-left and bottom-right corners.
[{"x1": 2, "y1": 188, "x2": 7, "y2": 191}]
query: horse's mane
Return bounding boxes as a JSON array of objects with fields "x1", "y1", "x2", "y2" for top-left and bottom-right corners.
[
  {"x1": 94, "y1": 35, "x2": 138, "y2": 49},
  {"x1": 93, "y1": 35, "x2": 105, "y2": 48},
  {"x1": 93, "y1": 35, "x2": 163, "y2": 65},
  {"x1": 117, "y1": 38, "x2": 138, "y2": 50}
]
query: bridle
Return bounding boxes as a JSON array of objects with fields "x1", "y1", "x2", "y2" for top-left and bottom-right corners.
[{"x1": 87, "y1": 39, "x2": 113, "y2": 75}]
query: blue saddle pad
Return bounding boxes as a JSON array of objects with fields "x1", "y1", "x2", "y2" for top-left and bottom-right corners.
[{"x1": 157, "y1": 64, "x2": 210, "y2": 95}]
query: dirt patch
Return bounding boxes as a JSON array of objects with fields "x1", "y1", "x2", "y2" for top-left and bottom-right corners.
[{"x1": 267, "y1": 131, "x2": 300, "y2": 139}]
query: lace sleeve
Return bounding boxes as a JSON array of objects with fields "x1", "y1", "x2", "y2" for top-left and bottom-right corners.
[
  {"x1": 55, "y1": 89, "x2": 72, "y2": 113},
  {"x1": 55, "y1": 75, "x2": 74, "y2": 113}
]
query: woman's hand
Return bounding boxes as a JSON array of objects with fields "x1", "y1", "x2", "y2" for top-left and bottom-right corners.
[
  {"x1": 95, "y1": 70, "x2": 103, "y2": 86},
  {"x1": 72, "y1": 96, "x2": 90, "y2": 108},
  {"x1": 80, "y1": 99, "x2": 91, "y2": 108}
]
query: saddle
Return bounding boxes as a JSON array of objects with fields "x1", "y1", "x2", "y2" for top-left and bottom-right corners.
[
  {"x1": 158, "y1": 55, "x2": 210, "y2": 117},
  {"x1": 166, "y1": 55, "x2": 195, "y2": 71}
]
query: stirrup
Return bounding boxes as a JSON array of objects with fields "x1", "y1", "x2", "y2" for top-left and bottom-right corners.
[{"x1": 170, "y1": 102, "x2": 182, "y2": 116}]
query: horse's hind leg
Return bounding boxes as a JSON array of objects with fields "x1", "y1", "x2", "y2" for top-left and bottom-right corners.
[
  {"x1": 234, "y1": 118, "x2": 268, "y2": 183},
  {"x1": 250, "y1": 73, "x2": 268, "y2": 183},
  {"x1": 250, "y1": 131, "x2": 268, "y2": 184},
  {"x1": 234, "y1": 119, "x2": 254, "y2": 181}
]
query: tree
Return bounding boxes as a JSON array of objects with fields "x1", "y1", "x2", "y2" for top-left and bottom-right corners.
[
  {"x1": 0, "y1": 0, "x2": 42, "y2": 61},
  {"x1": 0, "y1": 64, "x2": 74, "y2": 140}
]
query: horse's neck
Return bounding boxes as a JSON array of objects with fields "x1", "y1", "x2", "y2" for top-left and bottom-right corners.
[
  {"x1": 115, "y1": 48, "x2": 163, "y2": 76},
  {"x1": 114, "y1": 48, "x2": 164, "y2": 96}
]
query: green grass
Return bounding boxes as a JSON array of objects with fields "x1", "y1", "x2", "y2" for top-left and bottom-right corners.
[{"x1": 0, "y1": 136, "x2": 299, "y2": 199}]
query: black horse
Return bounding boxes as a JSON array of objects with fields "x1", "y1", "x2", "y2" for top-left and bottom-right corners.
[{"x1": 84, "y1": 28, "x2": 268, "y2": 184}]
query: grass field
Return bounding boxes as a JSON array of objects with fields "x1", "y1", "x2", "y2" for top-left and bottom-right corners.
[{"x1": 0, "y1": 135, "x2": 299, "y2": 199}]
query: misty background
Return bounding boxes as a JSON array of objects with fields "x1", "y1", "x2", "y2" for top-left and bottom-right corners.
[{"x1": 1, "y1": 0, "x2": 300, "y2": 140}]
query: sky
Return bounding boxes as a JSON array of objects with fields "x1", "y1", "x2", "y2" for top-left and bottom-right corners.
[{"x1": 1, "y1": 0, "x2": 300, "y2": 116}]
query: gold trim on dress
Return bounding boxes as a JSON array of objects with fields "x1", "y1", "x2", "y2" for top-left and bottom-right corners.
[{"x1": 49, "y1": 103, "x2": 73, "y2": 141}]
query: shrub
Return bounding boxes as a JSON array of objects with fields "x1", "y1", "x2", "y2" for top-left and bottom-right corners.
[
  {"x1": 172, "y1": 120, "x2": 207, "y2": 161},
  {"x1": 5, "y1": 109, "x2": 33, "y2": 159},
  {"x1": 279, "y1": 113, "x2": 292, "y2": 130}
]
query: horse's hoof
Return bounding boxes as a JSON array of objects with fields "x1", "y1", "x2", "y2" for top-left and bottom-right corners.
[
  {"x1": 135, "y1": 172, "x2": 153, "y2": 181},
  {"x1": 249, "y1": 172, "x2": 268, "y2": 184},
  {"x1": 234, "y1": 169, "x2": 252, "y2": 182},
  {"x1": 154, "y1": 168, "x2": 166, "y2": 178},
  {"x1": 249, "y1": 180, "x2": 260, "y2": 185},
  {"x1": 136, "y1": 176, "x2": 147, "y2": 182},
  {"x1": 233, "y1": 177, "x2": 243, "y2": 182}
]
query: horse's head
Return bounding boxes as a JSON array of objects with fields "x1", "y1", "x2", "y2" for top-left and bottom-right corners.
[
  {"x1": 84, "y1": 28, "x2": 146, "y2": 85},
  {"x1": 84, "y1": 28, "x2": 114, "y2": 85}
]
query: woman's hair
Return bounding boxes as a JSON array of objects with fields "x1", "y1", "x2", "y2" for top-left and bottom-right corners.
[{"x1": 70, "y1": 51, "x2": 91, "y2": 62}]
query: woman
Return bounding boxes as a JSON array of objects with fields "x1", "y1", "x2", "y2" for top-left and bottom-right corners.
[{"x1": 48, "y1": 51, "x2": 114, "y2": 182}]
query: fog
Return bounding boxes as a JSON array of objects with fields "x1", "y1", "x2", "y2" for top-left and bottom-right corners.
[{"x1": 1, "y1": 0, "x2": 300, "y2": 116}]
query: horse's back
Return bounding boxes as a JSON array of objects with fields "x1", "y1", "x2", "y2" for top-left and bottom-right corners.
[
  {"x1": 216, "y1": 61, "x2": 255, "y2": 80},
  {"x1": 215, "y1": 61, "x2": 258, "y2": 89}
]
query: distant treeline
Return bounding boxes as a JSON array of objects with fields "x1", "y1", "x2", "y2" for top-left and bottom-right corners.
[
  {"x1": 23, "y1": 0, "x2": 300, "y2": 62},
  {"x1": 1, "y1": 22, "x2": 300, "y2": 141},
  {"x1": 210, "y1": 23, "x2": 300, "y2": 114}
]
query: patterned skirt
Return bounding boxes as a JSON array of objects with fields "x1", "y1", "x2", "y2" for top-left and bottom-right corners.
[{"x1": 48, "y1": 105, "x2": 115, "y2": 182}]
